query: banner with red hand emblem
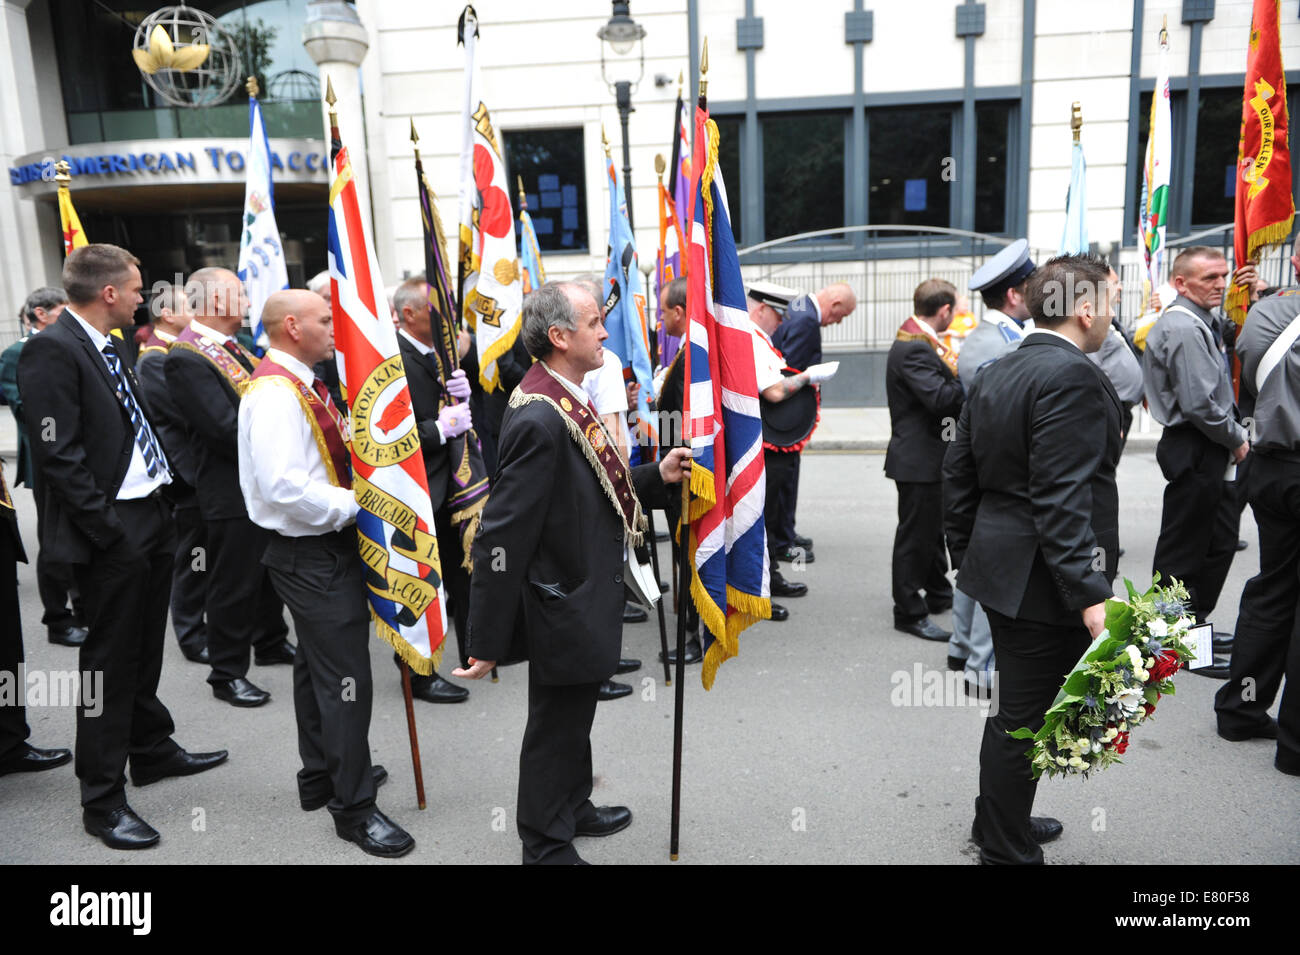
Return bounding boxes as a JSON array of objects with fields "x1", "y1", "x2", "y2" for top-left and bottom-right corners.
[{"x1": 457, "y1": 5, "x2": 523, "y2": 392}]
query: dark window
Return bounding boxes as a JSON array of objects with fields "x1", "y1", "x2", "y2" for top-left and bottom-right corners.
[
  {"x1": 713, "y1": 115, "x2": 743, "y2": 244},
  {"x1": 869, "y1": 106, "x2": 951, "y2": 231},
  {"x1": 503, "y1": 127, "x2": 589, "y2": 254},
  {"x1": 974, "y1": 102, "x2": 1012, "y2": 234},
  {"x1": 1192, "y1": 87, "x2": 1244, "y2": 227},
  {"x1": 762, "y1": 112, "x2": 846, "y2": 241}
]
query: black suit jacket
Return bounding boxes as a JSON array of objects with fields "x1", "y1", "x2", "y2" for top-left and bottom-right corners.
[
  {"x1": 164, "y1": 344, "x2": 248, "y2": 520},
  {"x1": 466, "y1": 398, "x2": 668, "y2": 685},
  {"x1": 943, "y1": 333, "x2": 1122, "y2": 624},
  {"x1": 16, "y1": 312, "x2": 164, "y2": 564},
  {"x1": 136, "y1": 348, "x2": 198, "y2": 492},
  {"x1": 883, "y1": 338, "x2": 964, "y2": 482},
  {"x1": 771, "y1": 295, "x2": 822, "y2": 372},
  {"x1": 397, "y1": 334, "x2": 452, "y2": 509}
]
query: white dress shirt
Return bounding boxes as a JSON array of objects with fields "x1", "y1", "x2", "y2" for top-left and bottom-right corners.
[
  {"x1": 238, "y1": 347, "x2": 358, "y2": 537},
  {"x1": 188, "y1": 317, "x2": 233, "y2": 345},
  {"x1": 582, "y1": 348, "x2": 632, "y2": 452},
  {"x1": 66, "y1": 306, "x2": 171, "y2": 500}
]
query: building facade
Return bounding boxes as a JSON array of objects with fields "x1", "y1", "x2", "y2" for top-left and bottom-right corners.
[{"x1": 3, "y1": 1, "x2": 1298, "y2": 400}]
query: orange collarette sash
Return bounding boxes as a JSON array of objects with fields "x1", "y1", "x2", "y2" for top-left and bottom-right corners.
[
  {"x1": 247, "y1": 358, "x2": 353, "y2": 489},
  {"x1": 173, "y1": 326, "x2": 256, "y2": 393},
  {"x1": 509, "y1": 362, "x2": 647, "y2": 547},
  {"x1": 897, "y1": 315, "x2": 959, "y2": 377}
]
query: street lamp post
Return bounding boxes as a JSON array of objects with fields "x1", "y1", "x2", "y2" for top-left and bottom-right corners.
[{"x1": 598, "y1": 1, "x2": 645, "y2": 230}]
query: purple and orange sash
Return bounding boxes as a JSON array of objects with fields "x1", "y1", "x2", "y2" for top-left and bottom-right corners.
[
  {"x1": 509, "y1": 361, "x2": 647, "y2": 547},
  {"x1": 172, "y1": 326, "x2": 256, "y2": 393},
  {"x1": 896, "y1": 315, "x2": 959, "y2": 377},
  {"x1": 246, "y1": 358, "x2": 353, "y2": 489},
  {"x1": 137, "y1": 328, "x2": 176, "y2": 360}
]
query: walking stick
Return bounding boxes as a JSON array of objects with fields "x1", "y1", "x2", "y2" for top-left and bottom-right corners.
[{"x1": 400, "y1": 667, "x2": 427, "y2": 810}]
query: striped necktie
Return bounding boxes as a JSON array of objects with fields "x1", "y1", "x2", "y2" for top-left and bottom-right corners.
[{"x1": 101, "y1": 343, "x2": 169, "y2": 479}]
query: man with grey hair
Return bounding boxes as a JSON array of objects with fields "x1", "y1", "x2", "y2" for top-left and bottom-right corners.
[
  {"x1": 457, "y1": 281, "x2": 691, "y2": 864},
  {"x1": 0, "y1": 286, "x2": 86, "y2": 648}
]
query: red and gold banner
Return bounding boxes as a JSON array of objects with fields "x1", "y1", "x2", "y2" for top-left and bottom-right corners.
[{"x1": 1228, "y1": 0, "x2": 1294, "y2": 324}]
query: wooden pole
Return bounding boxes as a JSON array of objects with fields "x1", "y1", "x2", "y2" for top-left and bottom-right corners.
[{"x1": 400, "y1": 667, "x2": 427, "y2": 809}]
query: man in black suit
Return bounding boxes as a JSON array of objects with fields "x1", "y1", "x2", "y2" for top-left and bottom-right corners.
[
  {"x1": 0, "y1": 464, "x2": 73, "y2": 778},
  {"x1": 944, "y1": 253, "x2": 1122, "y2": 865},
  {"x1": 769, "y1": 282, "x2": 856, "y2": 563},
  {"x1": 455, "y1": 282, "x2": 691, "y2": 864},
  {"x1": 392, "y1": 275, "x2": 479, "y2": 703},
  {"x1": 134, "y1": 282, "x2": 208, "y2": 664},
  {"x1": 165, "y1": 267, "x2": 294, "y2": 707},
  {"x1": 885, "y1": 279, "x2": 964, "y2": 642},
  {"x1": 18, "y1": 243, "x2": 227, "y2": 849}
]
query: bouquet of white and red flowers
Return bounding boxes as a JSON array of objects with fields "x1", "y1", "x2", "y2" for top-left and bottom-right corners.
[{"x1": 1010, "y1": 577, "x2": 1196, "y2": 779}]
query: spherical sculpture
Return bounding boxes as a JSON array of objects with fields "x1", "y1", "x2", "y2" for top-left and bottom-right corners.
[{"x1": 132, "y1": 5, "x2": 241, "y2": 108}]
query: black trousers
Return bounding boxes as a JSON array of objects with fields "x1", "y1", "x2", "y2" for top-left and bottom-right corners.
[
  {"x1": 1152, "y1": 425, "x2": 1241, "y2": 620},
  {"x1": 0, "y1": 526, "x2": 29, "y2": 760},
  {"x1": 73, "y1": 494, "x2": 180, "y2": 812},
  {"x1": 892, "y1": 480, "x2": 952, "y2": 624},
  {"x1": 974, "y1": 607, "x2": 1089, "y2": 865},
  {"x1": 204, "y1": 517, "x2": 288, "y2": 683},
  {"x1": 764, "y1": 449, "x2": 799, "y2": 559},
  {"x1": 265, "y1": 529, "x2": 376, "y2": 827},
  {"x1": 1215, "y1": 454, "x2": 1300, "y2": 771},
  {"x1": 518, "y1": 672, "x2": 601, "y2": 865},
  {"x1": 169, "y1": 501, "x2": 208, "y2": 657},
  {"x1": 33, "y1": 479, "x2": 82, "y2": 630}
]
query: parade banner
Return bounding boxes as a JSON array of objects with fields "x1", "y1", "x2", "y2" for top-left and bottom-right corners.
[
  {"x1": 1228, "y1": 0, "x2": 1294, "y2": 324},
  {"x1": 1059, "y1": 137, "x2": 1088, "y2": 255},
  {"x1": 457, "y1": 5, "x2": 523, "y2": 392},
  {"x1": 416, "y1": 143, "x2": 491, "y2": 566},
  {"x1": 237, "y1": 89, "x2": 289, "y2": 345},
  {"x1": 602, "y1": 154, "x2": 656, "y2": 462},
  {"x1": 329, "y1": 112, "x2": 448, "y2": 675},
  {"x1": 1139, "y1": 25, "x2": 1171, "y2": 318},
  {"x1": 57, "y1": 172, "x2": 87, "y2": 256},
  {"x1": 684, "y1": 106, "x2": 770, "y2": 690},
  {"x1": 517, "y1": 183, "x2": 546, "y2": 293}
]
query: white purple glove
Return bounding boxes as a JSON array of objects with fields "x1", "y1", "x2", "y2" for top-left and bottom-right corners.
[
  {"x1": 436, "y1": 403, "x2": 473, "y2": 441},
  {"x1": 446, "y1": 368, "x2": 472, "y2": 401}
]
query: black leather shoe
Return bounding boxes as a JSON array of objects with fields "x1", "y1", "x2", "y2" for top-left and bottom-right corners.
[
  {"x1": 1236, "y1": 538, "x2": 1248, "y2": 551},
  {"x1": 254, "y1": 640, "x2": 297, "y2": 666},
  {"x1": 777, "y1": 546, "x2": 814, "y2": 564},
  {"x1": 971, "y1": 815, "x2": 1062, "y2": 847},
  {"x1": 0, "y1": 743, "x2": 72, "y2": 776},
  {"x1": 948, "y1": 655, "x2": 967, "y2": 672},
  {"x1": 895, "y1": 617, "x2": 951, "y2": 641},
  {"x1": 410, "y1": 673, "x2": 469, "y2": 704},
  {"x1": 661, "y1": 637, "x2": 702, "y2": 665},
  {"x1": 771, "y1": 570, "x2": 808, "y2": 598},
  {"x1": 623, "y1": 602, "x2": 648, "y2": 623},
  {"x1": 334, "y1": 808, "x2": 415, "y2": 858},
  {"x1": 181, "y1": 645, "x2": 210, "y2": 664},
  {"x1": 131, "y1": 748, "x2": 229, "y2": 787},
  {"x1": 793, "y1": 534, "x2": 814, "y2": 549},
  {"x1": 1218, "y1": 717, "x2": 1279, "y2": 742},
  {"x1": 48, "y1": 625, "x2": 87, "y2": 647},
  {"x1": 1190, "y1": 660, "x2": 1232, "y2": 679},
  {"x1": 770, "y1": 603, "x2": 789, "y2": 622},
  {"x1": 597, "y1": 679, "x2": 633, "y2": 701},
  {"x1": 1212, "y1": 631, "x2": 1234, "y2": 651},
  {"x1": 575, "y1": 805, "x2": 632, "y2": 837},
  {"x1": 83, "y1": 806, "x2": 160, "y2": 850},
  {"x1": 211, "y1": 677, "x2": 271, "y2": 707},
  {"x1": 301, "y1": 765, "x2": 389, "y2": 811},
  {"x1": 615, "y1": 658, "x2": 641, "y2": 675}
]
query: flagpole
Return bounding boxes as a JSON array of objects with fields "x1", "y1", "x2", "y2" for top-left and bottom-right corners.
[
  {"x1": 656, "y1": 151, "x2": 681, "y2": 634},
  {"x1": 670, "y1": 35, "x2": 707, "y2": 863}
]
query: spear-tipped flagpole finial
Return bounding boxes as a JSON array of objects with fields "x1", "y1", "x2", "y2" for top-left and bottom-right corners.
[
  {"x1": 517, "y1": 175, "x2": 526, "y2": 208},
  {"x1": 1071, "y1": 101, "x2": 1082, "y2": 143},
  {"x1": 601, "y1": 124, "x2": 611, "y2": 157},
  {"x1": 246, "y1": 75, "x2": 258, "y2": 98},
  {"x1": 677, "y1": 70, "x2": 683, "y2": 96},
  {"x1": 325, "y1": 75, "x2": 337, "y2": 127},
  {"x1": 54, "y1": 159, "x2": 71, "y2": 186},
  {"x1": 1160, "y1": 14, "x2": 1168, "y2": 46},
  {"x1": 699, "y1": 37, "x2": 709, "y2": 100},
  {"x1": 410, "y1": 117, "x2": 420, "y2": 161}
]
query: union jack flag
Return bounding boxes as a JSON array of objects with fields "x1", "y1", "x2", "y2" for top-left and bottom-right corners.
[
  {"x1": 328, "y1": 119, "x2": 448, "y2": 675},
  {"x1": 684, "y1": 106, "x2": 770, "y2": 690}
]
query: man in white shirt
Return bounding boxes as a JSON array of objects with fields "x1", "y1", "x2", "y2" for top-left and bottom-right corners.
[{"x1": 239, "y1": 288, "x2": 413, "y2": 858}]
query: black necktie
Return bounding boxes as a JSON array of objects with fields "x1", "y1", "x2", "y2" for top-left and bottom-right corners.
[{"x1": 223, "y1": 339, "x2": 254, "y2": 373}]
